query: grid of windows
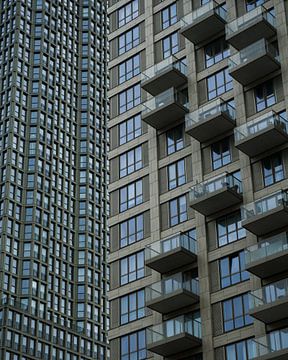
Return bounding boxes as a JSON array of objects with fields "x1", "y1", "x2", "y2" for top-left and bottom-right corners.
[
  {"x1": 120, "y1": 289, "x2": 145, "y2": 324},
  {"x1": 119, "y1": 84, "x2": 141, "y2": 114},
  {"x1": 262, "y1": 153, "x2": 284, "y2": 187},
  {"x1": 118, "y1": 0, "x2": 139, "y2": 27},
  {"x1": 119, "y1": 54, "x2": 140, "y2": 84},
  {"x1": 222, "y1": 294, "x2": 253, "y2": 332},
  {"x1": 162, "y1": 32, "x2": 179, "y2": 59},
  {"x1": 161, "y1": 3, "x2": 177, "y2": 30},
  {"x1": 207, "y1": 68, "x2": 233, "y2": 100},
  {"x1": 120, "y1": 179, "x2": 143, "y2": 212},
  {"x1": 120, "y1": 214, "x2": 144, "y2": 248},
  {"x1": 119, "y1": 114, "x2": 142, "y2": 145},
  {"x1": 120, "y1": 330, "x2": 146, "y2": 360},
  {"x1": 168, "y1": 159, "x2": 186, "y2": 190},
  {"x1": 120, "y1": 251, "x2": 145, "y2": 285},
  {"x1": 120, "y1": 146, "x2": 143, "y2": 178},
  {"x1": 217, "y1": 212, "x2": 246, "y2": 247},
  {"x1": 169, "y1": 194, "x2": 187, "y2": 226},
  {"x1": 211, "y1": 138, "x2": 231, "y2": 170},
  {"x1": 220, "y1": 251, "x2": 249, "y2": 289},
  {"x1": 119, "y1": 26, "x2": 140, "y2": 55}
]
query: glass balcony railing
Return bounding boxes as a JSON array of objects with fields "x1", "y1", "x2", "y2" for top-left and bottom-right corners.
[
  {"x1": 142, "y1": 88, "x2": 189, "y2": 116},
  {"x1": 250, "y1": 328, "x2": 288, "y2": 358},
  {"x1": 245, "y1": 232, "x2": 288, "y2": 266},
  {"x1": 146, "y1": 273, "x2": 199, "y2": 303},
  {"x1": 226, "y1": 6, "x2": 276, "y2": 37},
  {"x1": 249, "y1": 278, "x2": 288, "y2": 311},
  {"x1": 147, "y1": 314, "x2": 202, "y2": 346},
  {"x1": 235, "y1": 111, "x2": 288, "y2": 142},
  {"x1": 181, "y1": 1, "x2": 227, "y2": 28},
  {"x1": 229, "y1": 39, "x2": 279, "y2": 70},
  {"x1": 241, "y1": 190, "x2": 288, "y2": 221},
  {"x1": 141, "y1": 56, "x2": 187, "y2": 82},
  {"x1": 185, "y1": 98, "x2": 235, "y2": 128},
  {"x1": 145, "y1": 233, "x2": 198, "y2": 261},
  {"x1": 189, "y1": 172, "x2": 242, "y2": 202}
]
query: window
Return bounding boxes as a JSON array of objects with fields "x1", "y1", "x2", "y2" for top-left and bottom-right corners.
[
  {"x1": 119, "y1": 84, "x2": 141, "y2": 114},
  {"x1": 120, "y1": 251, "x2": 145, "y2": 285},
  {"x1": 262, "y1": 153, "x2": 284, "y2": 187},
  {"x1": 255, "y1": 80, "x2": 276, "y2": 112},
  {"x1": 119, "y1": 54, "x2": 140, "y2": 84},
  {"x1": 211, "y1": 138, "x2": 231, "y2": 170},
  {"x1": 246, "y1": 0, "x2": 265, "y2": 11},
  {"x1": 168, "y1": 159, "x2": 186, "y2": 190},
  {"x1": 119, "y1": 114, "x2": 142, "y2": 145},
  {"x1": 120, "y1": 179, "x2": 143, "y2": 212},
  {"x1": 120, "y1": 214, "x2": 144, "y2": 248},
  {"x1": 169, "y1": 195, "x2": 187, "y2": 226},
  {"x1": 121, "y1": 330, "x2": 146, "y2": 360},
  {"x1": 217, "y1": 211, "x2": 246, "y2": 247},
  {"x1": 167, "y1": 124, "x2": 184, "y2": 155},
  {"x1": 162, "y1": 32, "x2": 179, "y2": 59},
  {"x1": 226, "y1": 338, "x2": 255, "y2": 360},
  {"x1": 120, "y1": 289, "x2": 145, "y2": 324},
  {"x1": 162, "y1": 3, "x2": 177, "y2": 29},
  {"x1": 120, "y1": 146, "x2": 143, "y2": 178},
  {"x1": 207, "y1": 68, "x2": 233, "y2": 100},
  {"x1": 205, "y1": 38, "x2": 230, "y2": 68},
  {"x1": 220, "y1": 251, "x2": 249, "y2": 289},
  {"x1": 118, "y1": 0, "x2": 139, "y2": 27},
  {"x1": 223, "y1": 294, "x2": 253, "y2": 332},
  {"x1": 119, "y1": 26, "x2": 140, "y2": 55}
]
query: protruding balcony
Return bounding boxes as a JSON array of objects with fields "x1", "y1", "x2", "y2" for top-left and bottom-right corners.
[
  {"x1": 147, "y1": 315, "x2": 202, "y2": 357},
  {"x1": 145, "y1": 273, "x2": 199, "y2": 314},
  {"x1": 235, "y1": 111, "x2": 288, "y2": 157},
  {"x1": 226, "y1": 6, "x2": 277, "y2": 50},
  {"x1": 229, "y1": 39, "x2": 280, "y2": 86},
  {"x1": 189, "y1": 173, "x2": 243, "y2": 216},
  {"x1": 145, "y1": 233, "x2": 197, "y2": 274},
  {"x1": 249, "y1": 279, "x2": 288, "y2": 324},
  {"x1": 241, "y1": 191, "x2": 288, "y2": 236},
  {"x1": 180, "y1": 1, "x2": 227, "y2": 45},
  {"x1": 251, "y1": 328, "x2": 288, "y2": 360},
  {"x1": 142, "y1": 88, "x2": 189, "y2": 130},
  {"x1": 245, "y1": 232, "x2": 288, "y2": 278},
  {"x1": 141, "y1": 56, "x2": 187, "y2": 96},
  {"x1": 185, "y1": 99, "x2": 236, "y2": 142}
]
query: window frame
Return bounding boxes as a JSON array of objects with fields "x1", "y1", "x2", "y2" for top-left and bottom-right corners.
[
  {"x1": 119, "y1": 145, "x2": 143, "y2": 178},
  {"x1": 166, "y1": 124, "x2": 184, "y2": 155},
  {"x1": 161, "y1": 3, "x2": 177, "y2": 30},
  {"x1": 254, "y1": 80, "x2": 276, "y2": 113},
  {"x1": 120, "y1": 251, "x2": 145, "y2": 285},
  {"x1": 120, "y1": 214, "x2": 144, "y2": 248},
  {"x1": 120, "y1": 329, "x2": 146, "y2": 360},
  {"x1": 119, "y1": 53, "x2": 140, "y2": 84},
  {"x1": 118, "y1": 0, "x2": 139, "y2": 28},
  {"x1": 169, "y1": 194, "x2": 187, "y2": 226},
  {"x1": 119, "y1": 114, "x2": 142, "y2": 145},
  {"x1": 207, "y1": 68, "x2": 233, "y2": 100},
  {"x1": 119, "y1": 83, "x2": 141, "y2": 114},
  {"x1": 217, "y1": 211, "x2": 246, "y2": 247},
  {"x1": 219, "y1": 251, "x2": 250, "y2": 289},
  {"x1": 262, "y1": 152, "x2": 284, "y2": 187},
  {"x1": 118, "y1": 26, "x2": 140, "y2": 55},
  {"x1": 162, "y1": 31, "x2": 179, "y2": 59},
  {"x1": 211, "y1": 137, "x2": 231, "y2": 170},
  {"x1": 120, "y1": 289, "x2": 145, "y2": 325},
  {"x1": 168, "y1": 158, "x2": 186, "y2": 190},
  {"x1": 120, "y1": 179, "x2": 143, "y2": 212}
]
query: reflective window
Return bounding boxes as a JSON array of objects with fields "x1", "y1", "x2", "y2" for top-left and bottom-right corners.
[
  {"x1": 217, "y1": 211, "x2": 246, "y2": 247},
  {"x1": 120, "y1": 214, "x2": 144, "y2": 248},
  {"x1": 167, "y1": 124, "x2": 184, "y2": 155},
  {"x1": 205, "y1": 38, "x2": 230, "y2": 68},
  {"x1": 120, "y1": 289, "x2": 145, "y2": 324},
  {"x1": 168, "y1": 159, "x2": 186, "y2": 190},
  {"x1": 255, "y1": 80, "x2": 276, "y2": 112},
  {"x1": 207, "y1": 68, "x2": 233, "y2": 100},
  {"x1": 120, "y1": 251, "x2": 145, "y2": 285},
  {"x1": 120, "y1": 145, "x2": 143, "y2": 178},
  {"x1": 118, "y1": 0, "x2": 139, "y2": 27},
  {"x1": 246, "y1": 0, "x2": 265, "y2": 11},
  {"x1": 119, "y1": 54, "x2": 140, "y2": 84},
  {"x1": 120, "y1": 179, "x2": 143, "y2": 212},
  {"x1": 119, "y1": 26, "x2": 140, "y2": 55},
  {"x1": 226, "y1": 338, "x2": 255, "y2": 360},
  {"x1": 262, "y1": 152, "x2": 284, "y2": 187},
  {"x1": 220, "y1": 251, "x2": 249, "y2": 289},
  {"x1": 162, "y1": 3, "x2": 177, "y2": 30},
  {"x1": 121, "y1": 330, "x2": 146, "y2": 360},
  {"x1": 211, "y1": 138, "x2": 231, "y2": 170},
  {"x1": 162, "y1": 32, "x2": 179, "y2": 59},
  {"x1": 119, "y1": 114, "x2": 142, "y2": 145},
  {"x1": 223, "y1": 294, "x2": 253, "y2": 332},
  {"x1": 119, "y1": 84, "x2": 141, "y2": 114},
  {"x1": 169, "y1": 195, "x2": 187, "y2": 226}
]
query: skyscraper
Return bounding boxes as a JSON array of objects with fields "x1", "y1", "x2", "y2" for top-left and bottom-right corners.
[
  {"x1": 0, "y1": 1, "x2": 109, "y2": 359},
  {"x1": 108, "y1": 0, "x2": 288, "y2": 359}
]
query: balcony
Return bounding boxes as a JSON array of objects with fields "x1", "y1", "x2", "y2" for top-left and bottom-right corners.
[
  {"x1": 250, "y1": 328, "x2": 288, "y2": 360},
  {"x1": 185, "y1": 98, "x2": 236, "y2": 142},
  {"x1": 145, "y1": 273, "x2": 199, "y2": 314},
  {"x1": 245, "y1": 232, "x2": 288, "y2": 279},
  {"x1": 229, "y1": 39, "x2": 280, "y2": 86},
  {"x1": 249, "y1": 279, "x2": 288, "y2": 324},
  {"x1": 141, "y1": 56, "x2": 187, "y2": 96},
  {"x1": 241, "y1": 191, "x2": 288, "y2": 236},
  {"x1": 226, "y1": 6, "x2": 277, "y2": 50},
  {"x1": 145, "y1": 233, "x2": 197, "y2": 274},
  {"x1": 142, "y1": 88, "x2": 189, "y2": 130},
  {"x1": 235, "y1": 111, "x2": 288, "y2": 157},
  {"x1": 189, "y1": 173, "x2": 243, "y2": 216},
  {"x1": 147, "y1": 315, "x2": 201, "y2": 357},
  {"x1": 180, "y1": 1, "x2": 227, "y2": 45}
]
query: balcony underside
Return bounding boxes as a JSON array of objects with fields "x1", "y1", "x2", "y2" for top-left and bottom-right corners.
[
  {"x1": 190, "y1": 187, "x2": 242, "y2": 216},
  {"x1": 254, "y1": 349, "x2": 288, "y2": 360},
  {"x1": 250, "y1": 296, "x2": 288, "y2": 324},
  {"x1": 181, "y1": 13, "x2": 225, "y2": 45},
  {"x1": 142, "y1": 69, "x2": 187, "y2": 96},
  {"x1": 246, "y1": 249, "x2": 288, "y2": 278},
  {"x1": 242, "y1": 205, "x2": 288, "y2": 236},
  {"x1": 236, "y1": 124, "x2": 288, "y2": 157},
  {"x1": 229, "y1": 53, "x2": 280, "y2": 86},
  {"x1": 226, "y1": 18, "x2": 276, "y2": 50},
  {"x1": 146, "y1": 289, "x2": 199, "y2": 314},
  {"x1": 186, "y1": 112, "x2": 235, "y2": 142},
  {"x1": 147, "y1": 333, "x2": 201, "y2": 357},
  {"x1": 145, "y1": 248, "x2": 197, "y2": 274},
  {"x1": 142, "y1": 102, "x2": 188, "y2": 130}
]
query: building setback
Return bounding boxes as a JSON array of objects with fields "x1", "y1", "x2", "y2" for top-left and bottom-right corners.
[
  {"x1": 0, "y1": 0, "x2": 109, "y2": 359},
  {"x1": 108, "y1": 0, "x2": 288, "y2": 359}
]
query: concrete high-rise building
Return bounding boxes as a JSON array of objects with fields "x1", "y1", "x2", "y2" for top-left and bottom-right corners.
[
  {"x1": 0, "y1": 1, "x2": 109, "y2": 359},
  {"x1": 108, "y1": 0, "x2": 288, "y2": 359}
]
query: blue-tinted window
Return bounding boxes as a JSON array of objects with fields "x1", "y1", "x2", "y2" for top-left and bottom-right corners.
[
  {"x1": 168, "y1": 159, "x2": 186, "y2": 190},
  {"x1": 119, "y1": 84, "x2": 141, "y2": 114},
  {"x1": 226, "y1": 338, "x2": 255, "y2": 360},
  {"x1": 220, "y1": 251, "x2": 249, "y2": 289},
  {"x1": 120, "y1": 251, "x2": 145, "y2": 285},
  {"x1": 211, "y1": 138, "x2": 231, "y2": 170},
  {"x1": 255, "y1": 80, "x2": 276, "y2": 112},
  {"x1": 121, "y1": 330, "x2": 146, "y2": 360},
  {"x1": 119, "y1": 26, "x2": 140, "y2": 55},
  {"x1": 120, "y1": 179, "x2": 143, "y2": 212},
  {"x1": 223, "y1": 294, "x2": 253, "y2": 332},
  {"x1": 162, "y1": 3, "x2": 177, "y2": 30},
  {"x1": 169, "y1": 195, "x2": 187, "y2": 226},
  {"x1": 246, "y1": 0, "x2": 265, "y2": 11},
  {"x1": 205, "y1": 38, "x2": 230, "y2": 68},
  {"x1": 207, "y1": 68, "x2": 233, "y2": 100},
  {"x1": 120, "y1": 145, "x2": 143, "y2": 178},
  {"x1": 120, "y1": 214, "x2": 144, "y2": 248},
  {"x1": 217, "y1": 211, "x2": 246, "y2": 247},
  {"x1": 119, "y1": 54, "x2": 140, "y2": 84},
  {"x1": 119, "y1": 114, "x2": 142, "y2": 145},
  {"x1": 167, "y1": 124, "x2": 184, "y2": 155},
  {"x1": 118, "y1": 0, "x2": 139, "y2": 27},
  {"x1": 162, "y1": 32, "x2": 179, "y2": 59},
  {"x1": 262, "y1": 152, "x2": 284, "y2": 187},
  {"x1": 120, "y1": 289, "x2": 145, "y2": 324}
]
